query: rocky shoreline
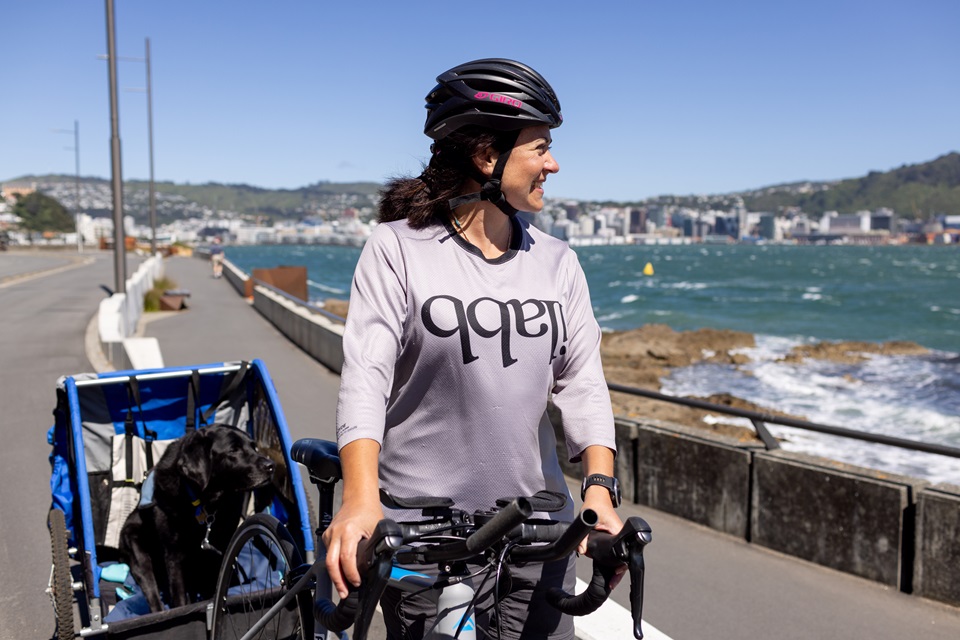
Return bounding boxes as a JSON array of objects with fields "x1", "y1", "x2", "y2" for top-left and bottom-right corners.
[
  {"x1": 600, "y1": 323, "x2": 930, "y2": 442},
  {"x1": 320, "y1": 300, "x2": 930, "y2": 443}
]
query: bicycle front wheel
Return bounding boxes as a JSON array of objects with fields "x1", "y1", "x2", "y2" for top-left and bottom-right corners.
[
  {"x1": 210, "y1": 513, "x2": 314, "y2": 640},
  {"x1": 48, "y1": 508, "x2": 74, "y2": 640}
]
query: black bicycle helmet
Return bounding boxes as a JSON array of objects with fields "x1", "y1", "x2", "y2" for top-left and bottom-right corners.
[
  {"x1": 424, "y1": 58, "x2": 562, "y2": 140},
  {"x1": 424, "y1": 58, "x2": 562, "y2": 216}
]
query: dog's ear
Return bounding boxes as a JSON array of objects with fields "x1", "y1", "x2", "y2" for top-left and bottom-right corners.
[{"x1": 177, "y1": 429, "x2": 213, "y2": 491}]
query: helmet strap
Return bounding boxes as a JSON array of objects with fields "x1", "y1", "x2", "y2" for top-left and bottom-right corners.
[{"x1": 447, "y1": 134, "x2": 521, "y2": 217}]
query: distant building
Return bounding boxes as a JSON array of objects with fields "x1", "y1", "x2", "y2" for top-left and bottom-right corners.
[
  {"x1": 871, "y1": 208, "x2": 896, "y2": 231},
  {"x1": 822, "y1": 211, "x2": 871, "y2": 233},
  {"x1": 0, "y1": 182, "x2": 37, "y2": 202}
]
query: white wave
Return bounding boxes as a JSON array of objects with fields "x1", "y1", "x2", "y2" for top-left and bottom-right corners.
[
  {"x1": 730, "y1": 334, "x2": 804, "y2": 363},
  {"x1": 662, "y1": 353, "x2": 960, "y2": 484},
  {"x1": 596, "y1": 311, "x2": 625, "y2": 322},
  {"x1": 801, "y1": 293, "x2": 823, "y2": 301},
  {"x1": 660, "y1": 281, "x2": 708, "y2": 290},
  {"x1": 620, "y1": 294, "x2": 640, "y2": 304},
  {"x1": 307, "y1": 280, "x2": 347, "y2": 295}
]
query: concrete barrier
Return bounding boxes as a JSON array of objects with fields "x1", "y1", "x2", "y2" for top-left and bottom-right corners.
[
  {"x1": 98, "y1": 254, "x2": 164, "y2": 369},
  {"x1": 631, "y1": 419, "x2": 754, "y2": 538},
  {"x1": 751, "y1": 450, "x2": 928, "y2": 589},
  {"x1": 222, "y1": 258, "x2": 253, "y2": 298},
  {"x1": 122, "y1": 337, "x2": 164, "y2": 369},
  {"x1": 252, "y1": 284, "x2": 344, "y2": 373},
  {"x1": 914, "y1": 483, "x2": 960, "y2": 605}
]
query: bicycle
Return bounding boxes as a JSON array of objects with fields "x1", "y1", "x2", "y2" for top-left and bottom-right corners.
[{"x1": 209, "y1": 437, "x2": 653, "y2": 640}]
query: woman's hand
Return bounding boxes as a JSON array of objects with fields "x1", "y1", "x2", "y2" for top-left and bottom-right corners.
[
  {"x1": 579, "y1": 491, "x2": 628, "y2": 589},
  {"x1": 321, "y1": 438, "x2": 383, "y2": 599},
  {"x1": 322, "y1": 496, "x2": 384, "y2": 599},
  {"x1": 577, "y1": 445, "x2": 628, "y2": 588}
]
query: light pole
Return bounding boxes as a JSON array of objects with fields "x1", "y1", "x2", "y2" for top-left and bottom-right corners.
[
  {"x1": 52, "y1": 120, "x2": 83, "y2": 253},
  {"x1": 113, "y1": 38, "x2": 158, "y2": 255},
  {"x1": 105, "y1": 0, "x2": 126, "y2": 294},
  {"x1": 145, "y1": 38, "x2": 156, "y2": 255}
]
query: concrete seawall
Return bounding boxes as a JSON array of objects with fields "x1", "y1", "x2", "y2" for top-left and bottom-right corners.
[{"x1": 217, "y1": 255, "x2": 960, "y2": 608}]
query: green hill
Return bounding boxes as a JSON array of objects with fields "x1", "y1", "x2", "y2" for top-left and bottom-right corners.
[
  {"x1": 0, "y1": 175, "x2": 383, "y2": 223},
  {"x1": 741, "y1": 152, "x2": 960, "y2": 218},
  {"x1": 6, "y1": 151, "x2": 959, "y2": 220},
  {"x1": 131, "y1": 179, "x2": 382, "y2": 219}
]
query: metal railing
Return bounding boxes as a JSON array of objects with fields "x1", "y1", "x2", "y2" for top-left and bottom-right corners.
[{"x1": 607, "y1": 382, "x2": 960, "y2": 460}]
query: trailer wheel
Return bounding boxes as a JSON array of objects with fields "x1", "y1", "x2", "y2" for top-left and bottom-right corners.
[
  {"x1": 210, "y1": 513, "x2": 313, "y2": 640},
  {"x1": 48, "y1": 508, "x2": 75, "y2": 640}
]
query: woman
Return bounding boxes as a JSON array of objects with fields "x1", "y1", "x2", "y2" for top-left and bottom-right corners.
[{"x1": 325, "y1": 58, "x2": 622, "y2": 639}]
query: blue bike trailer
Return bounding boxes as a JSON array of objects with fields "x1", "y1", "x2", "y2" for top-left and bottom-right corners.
[{"x1": 46, "y1": 360, "x2": 314, "y2": 639}]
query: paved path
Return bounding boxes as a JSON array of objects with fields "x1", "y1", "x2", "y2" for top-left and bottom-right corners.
[
  {"x1": 142, "y1": 256, "x2": 342, "y2": 445},
  {"x1": 2, "y1": 250, "x2": 959, "y2": 639},
  {"x1": 0, "y1": 250, "x2": 138, "y2": 640}
]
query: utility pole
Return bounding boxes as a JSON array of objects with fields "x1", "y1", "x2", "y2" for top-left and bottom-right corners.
[
  {"x1": 52, "y1": 121, "x2": 83, "y2": 253},
  {"x1": 73, "y1": 120, "x2": 82, "y2": 253},
  {"x1": 111, "y1": 38, "x2": 158, "y2": 255},
  {"x1": 145, "y1": 38, "x2": 157, "y2": 255},
  {"x1": 105, "y1": 0, "x2": 126, "y2": 294}
]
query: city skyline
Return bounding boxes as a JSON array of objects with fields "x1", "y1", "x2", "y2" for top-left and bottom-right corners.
[{"x1": 2, "y1": 1, "x2": 958, "y2": 202}]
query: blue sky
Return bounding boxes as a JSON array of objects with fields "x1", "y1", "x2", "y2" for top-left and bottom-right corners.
[{"x1": 2, "y1": 1, "x2": 958, "y2": 202}]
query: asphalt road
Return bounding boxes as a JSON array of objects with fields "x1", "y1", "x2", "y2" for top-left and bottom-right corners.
[
  {"x1": 0, "y1": 251, "x2": 138, "y2": 640},
  {"x1": 2, "y1": 250, "x2": 959, "y2": 639}
]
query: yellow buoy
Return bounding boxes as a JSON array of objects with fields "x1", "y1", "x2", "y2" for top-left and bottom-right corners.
[{"x1": 643, "y1": 262, "x2": 654, "y2": 276}]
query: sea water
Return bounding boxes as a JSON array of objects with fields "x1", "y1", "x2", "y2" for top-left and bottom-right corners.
[{"x1": 226, "y1": 243, "x2": 960, "y2": 484}]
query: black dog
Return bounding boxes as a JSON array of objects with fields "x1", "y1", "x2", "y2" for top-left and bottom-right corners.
[{"x1": 119, "y1": 424, "x2": 275, "y2": 612}]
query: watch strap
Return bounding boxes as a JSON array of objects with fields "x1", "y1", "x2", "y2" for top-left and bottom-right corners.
[{"x1": 581, "y1": 473, "x2": 621, "y2": 507}]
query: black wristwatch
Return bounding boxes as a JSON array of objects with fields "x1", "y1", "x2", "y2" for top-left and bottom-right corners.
[{"x1": 581, "y1": 474, "x2": 621, "y2": 508}]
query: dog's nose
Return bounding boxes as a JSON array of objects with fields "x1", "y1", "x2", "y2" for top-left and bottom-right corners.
[{"x1": 260, "y1": 457, "x2": 275, "y2": 475}]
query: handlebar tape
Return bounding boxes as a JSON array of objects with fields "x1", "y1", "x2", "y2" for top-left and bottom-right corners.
[
  {"x1": 546, "y1": 516, "x2": 652, "y2": 640},
  {"x1": 546, "y1": 560, "x2": 619, "y2": 615},
  {"x1": 314, "y1": 591, "x2": 358, "y2": 633},
  {"x1": 511, "y1": 508, "x2": 597, "y2": 562},
  {"x1": 466, "y1": 498, "x2": 532, "y2": 554},
  {"x1": 314, "y1": 519, "x2": 403, "y2": 635}
]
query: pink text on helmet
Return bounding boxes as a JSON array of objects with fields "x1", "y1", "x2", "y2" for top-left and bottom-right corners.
[{"x1": 474, "y1": 91, "x2": 523, "y2": 109}]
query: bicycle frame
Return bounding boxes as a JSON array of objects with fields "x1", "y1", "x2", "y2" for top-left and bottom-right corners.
[{"x1": 240, "y1": 438, "x2": 651, "y2": 640}]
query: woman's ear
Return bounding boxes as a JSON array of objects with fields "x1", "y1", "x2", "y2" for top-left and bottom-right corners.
[{"x1": 472, "y1": 146, "x2": 499, "y2": 178}]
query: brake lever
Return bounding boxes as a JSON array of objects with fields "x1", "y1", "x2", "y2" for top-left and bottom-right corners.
[
  {"x1": 584, "y1": 516, "x2": 652, "y2": 639},
  {"x1": 316, "y1": 519, "x2": 403, "y2": 640},
  {"x1": 619, "y1": 517, "x2": 652, "y2": 639},
  {"x1": 353, "y1": 520, "x2": 404, "y2": 640}
]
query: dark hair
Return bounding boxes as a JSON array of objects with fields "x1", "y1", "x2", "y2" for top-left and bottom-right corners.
[{"x1": 378, "y1": 127, "x2": 516, "y2": 228}]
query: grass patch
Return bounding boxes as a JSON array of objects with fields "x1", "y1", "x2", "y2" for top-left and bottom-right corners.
[{"x1": 144, "y1": 277, "x2": 178, "y2": 312}]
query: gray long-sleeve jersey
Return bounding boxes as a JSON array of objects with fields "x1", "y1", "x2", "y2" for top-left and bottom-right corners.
[{"x1": 335, "y1": 216, "x2": 616, "y2": 519}]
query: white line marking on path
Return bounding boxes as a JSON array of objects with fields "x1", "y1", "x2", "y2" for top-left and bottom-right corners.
[
  {"x1": 573, "y1": 577, "x2": 672, "y2": 640},
  {"x1": 0, "y1": 256, "x2": 94, "y2": 289}
]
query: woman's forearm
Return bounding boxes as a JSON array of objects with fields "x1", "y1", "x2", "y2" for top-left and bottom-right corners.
[{"x1": 339, "y1": 438, "x2": 382, "y2": 506}]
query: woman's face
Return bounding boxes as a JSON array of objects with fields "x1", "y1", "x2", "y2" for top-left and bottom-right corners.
[{"x1": 496, "y1": 125, "x2": 559, "y2": 213}]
